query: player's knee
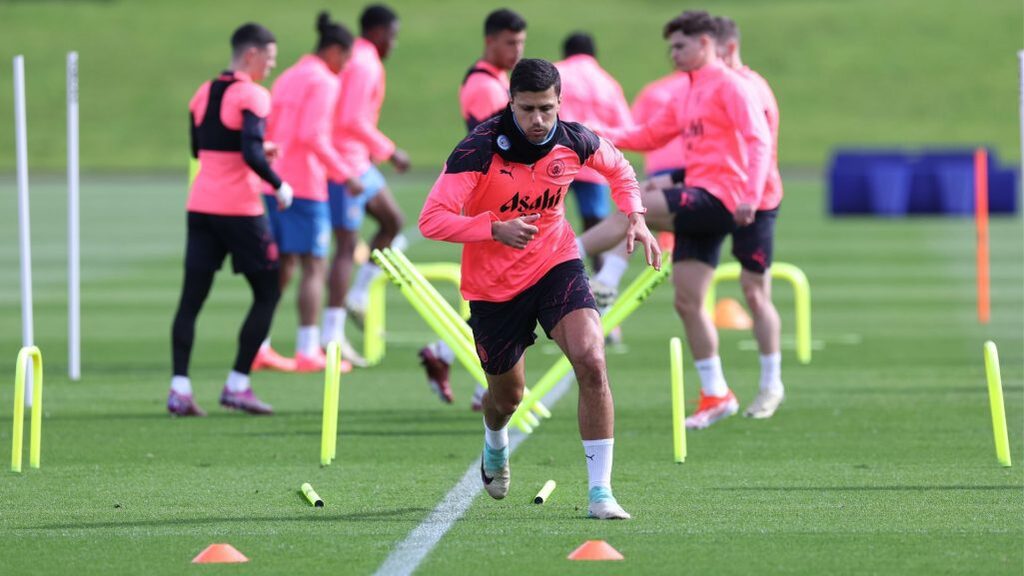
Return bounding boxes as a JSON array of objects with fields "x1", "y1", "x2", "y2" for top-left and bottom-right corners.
[
  {"x1": 674, "y1": 290, "x2": 703, "y2": 318},
  {"x1": 492, "y1": 390, "x2": 523, "y2": 416},
  {"x1": 572, "y1": 344, "x2": 607, "y2": 384}
]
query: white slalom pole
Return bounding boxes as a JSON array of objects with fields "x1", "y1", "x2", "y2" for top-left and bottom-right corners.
[
  {"x1": 1018, "y1": 51, "x2": 1023, "y2": 213},
  {"x1": 14, "y1": 55, "x2": 35, "y2": 406},
  {"x1": 68, "y1": 51, "x2": 81, "y2": 381}
]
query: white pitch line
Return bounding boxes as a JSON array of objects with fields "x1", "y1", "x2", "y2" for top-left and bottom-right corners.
[{"x1": 373, "y1": 374, "x2": 575, "y2": 576}]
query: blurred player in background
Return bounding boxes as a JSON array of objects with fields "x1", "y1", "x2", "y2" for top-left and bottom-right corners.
[
  {"x1": 169, "y1": 22, "x2": 286, "y2": 416},
  {"x1": 713, "y1": 15, "x2": 786, "y2": 418},
  {"x1": 418, "y1": 8, "x2": 528, "y2": 408},
  {"x1": 256, "y1": 12, "x2": 359, "y2": 373},
  {"x1": 328, "y1": 4, "x2": 412, "y2": 363}
]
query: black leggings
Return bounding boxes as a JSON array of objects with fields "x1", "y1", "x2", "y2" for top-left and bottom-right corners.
[{"x1": 171, "y1": 267, "x2": 281, "y2": 377}]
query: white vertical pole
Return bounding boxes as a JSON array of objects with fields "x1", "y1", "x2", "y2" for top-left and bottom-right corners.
[
  {"x1": 68, "y1": 51, "x2": 81, "y2": 381},
  {"x1": 1018, "y1": 51, "x2": 1023, "y2": 212},
  {"x1": 14, "y1": 55, "x2": 35, "y2": 406}
]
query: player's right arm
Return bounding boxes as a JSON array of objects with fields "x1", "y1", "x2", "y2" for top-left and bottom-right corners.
[{"x1": 297, "y1": 80, "x2": 355, "y2": 183}]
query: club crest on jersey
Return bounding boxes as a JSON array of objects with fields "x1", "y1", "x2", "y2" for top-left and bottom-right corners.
[
  {"x1": 499, "y1": 188, "x2": 564, "y2": 213},
  {"x1": 497, "y1": 135, "x2": 511, "y2": 151},
  {"x1": 546, "y1": 159, "x2": 565, "y2": 178}
]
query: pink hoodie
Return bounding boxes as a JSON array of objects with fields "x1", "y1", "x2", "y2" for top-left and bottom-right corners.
[
  {"x1": 419, "y1": 119, "x2": 643, "y2": 302},
  {"x1": 554, "y1": 55, "x2": 634, "y2": 185},
  {"x1": 266, "y1": 55, "x2": 354, "y2": 201},
  {"x1": 630, "y1": 72, "x2": 689, "y2": 176},
  {"x1": 332, "y1": 37, "x2": 396, "y2": 177},
  {"x1": 605, "y1": 60, "x2": 770, "y2": 213},
  {"x1": 187, "y1": 72, "x2": 271, "y2": 216},
  {"x1": 737, "y1": 66, "x2": 782, "y2": 210},
  {"x1": 459, "y1": 59, "x2": 509, "y2": 130}
]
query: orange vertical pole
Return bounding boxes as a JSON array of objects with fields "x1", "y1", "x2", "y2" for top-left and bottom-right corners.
[{"x1": 975, "y1": 148, "x2": 990, "y2": 324}]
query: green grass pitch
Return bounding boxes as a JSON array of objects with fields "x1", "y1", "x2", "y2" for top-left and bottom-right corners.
[{"x1": 0, "y1": 172, "x2": 1020, "y2": 574}]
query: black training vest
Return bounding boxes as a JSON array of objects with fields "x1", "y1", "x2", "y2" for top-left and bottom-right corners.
[{"x1": 196, "y1": 72, "x2": 242, "y2": 152}]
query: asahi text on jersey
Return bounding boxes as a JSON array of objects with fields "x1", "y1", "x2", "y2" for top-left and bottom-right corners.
[{"x1": 498, "y1": 188, "x2": 564, "y2": 214}]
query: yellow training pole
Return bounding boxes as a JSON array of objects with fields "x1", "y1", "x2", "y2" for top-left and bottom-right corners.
[
  {"x1": 363, "y1": 274, "x2": 389, "y2": 365},
  {"x1": 12, "y1": 346, "x2": 42, "y2": 472},
  {"x1": 984, "y1": 341, "x2": 1012, "y2": 467},
  {"x1": 12, "y1": 351, "x2": 26, "y2": 473},
  {"x1": 670, "y1": 337, "x2": 686, "y2": 463},
  {"x1": 28, "y1": 347, "x2": 42, "y2": 469}
]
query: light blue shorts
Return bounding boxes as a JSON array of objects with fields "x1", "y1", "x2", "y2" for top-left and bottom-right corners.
[
  {"x1": 328, "y1": 165, "x2": 388, "y2": 230},
  {"x1": 264, "y1": 195, "x2": 331, "y2": 257}
]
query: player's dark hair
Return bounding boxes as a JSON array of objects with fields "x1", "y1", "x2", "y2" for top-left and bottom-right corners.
[
  {"x1": 360, "y1": 4, "x2": 398, "y2": 33},
  {"x1": 230, "y1": 23, "x2": 276, "y2": 57},
  {"x1": 484, "y1": 8, "x2": 527, "y2": 36},
  {"x1": 562, "y1": 32, "x2": 595, "y2": 58},
  {"x1": 663, "y1": 10, "x2": 718, "y2": 39},
  {"x1": 315, "y1": 11, "x2": 354, "y2": 51},
  {"x1": 713, "y1": 15, "x2": 740, "y2": 44},
  {"x1": 509, "y1": 58, "x2": 560, "y2": 96}
]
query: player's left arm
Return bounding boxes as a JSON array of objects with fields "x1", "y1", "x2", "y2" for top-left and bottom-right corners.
[
  {"x1": 337, "y1": 63, "x2": 397, "y2": 163},
  {"x1": 586, "y1": 138, "x2": 661, "y2": 269},
  {"x1": 724, "y1": 80, "x2": 771, "y2": 226}
]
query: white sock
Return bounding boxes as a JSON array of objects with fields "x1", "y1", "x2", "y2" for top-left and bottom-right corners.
[
  {"x1": 582, "y1": 438, "x2": 614, "y2": 490},
  {"x1": 593, "y1": 254, "x2": 628, "y2": 289},
  {"x1": 759, "y1": 352, "x2": 783, "y2": 393},
  {"x1": 322, "y1": 307, "x2": 347, "y2": 346},
  {"x1": 484, "y1": 418, "x2": 508, "y2": 450},
  {"x1": 695, "y1": 356, "x2": 729, "y2": 397},
  {"x1": 170, "y1": 375, "x2": 192, "y2": 396},
  {"x1": 351, "y1": 263, "x2": 382, "y2": 303},
  {"x1": 225, "y1": 370, "x2": 250, "y2": 393},
  {"x1": 260, "y1": 338, "x2": 272, "y2": 351},
  {"x1": 391, "y1": 233, "x2": 409, "y2": 252},
  {"x1": 575, "y1": 237, "x2": 588, "y2": 260},
  {"x1": 296, "y1": 325, "x2": 320, "y2": 356},
  {"x1": 433, "y1": 340, "x2": 455, "y2": 364}
]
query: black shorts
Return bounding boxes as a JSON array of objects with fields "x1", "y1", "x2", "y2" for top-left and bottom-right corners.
[
  {"x1": 468, "y1": 259, "x2": 597, "y2": 375},
  {"x1": 731, "y1": 206, "x2": 779, "y2": 274},
  {"x1": 184, "y1": 211, "x2": 279, "y2": 274},
  {"x1": 662, "y1": 187, "x2": 736, "y2": 266}
]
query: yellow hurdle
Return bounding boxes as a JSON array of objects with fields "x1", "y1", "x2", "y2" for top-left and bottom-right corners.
[
  {"x1": 320, "y1": 342, "x2": 342, "y2": 466},
  {"x1": 706, "y1": 261, "x2": 812, "y2": 364},
  {"x1": 984, "y1": 341, "x2": 1012, "y2": 467},
  {"x1": 12, "y1": 346, "x2": 43, "y2": 473},
  {"x1": 670, "y1": 337, "x2": 687, "y2": 463}
]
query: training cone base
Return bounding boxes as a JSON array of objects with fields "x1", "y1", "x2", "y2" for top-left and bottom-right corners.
[
  {"x1": 192, "y1": 543, "x2": 249, "y2": 564},
  {"x1": 567, "y1": 540, "x2": 625, "y2": 561},
  {"x1": 715, "y1": 297, "x2": 753, "y2": 330}
]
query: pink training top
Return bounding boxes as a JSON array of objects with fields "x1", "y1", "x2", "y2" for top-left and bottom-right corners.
[
  {"x1": 187, "y1": 72, "x2": 271, "y2": 216},
  {"x1": 631, "y1": 72, "x2": 689, "y2": 176},
  {"x1": 332, "y1": 37, "x2": 396, "y2": 177},
  {"x1": 266, "y1": 55, "x2": 354, "y2": 201},
  {"x1": 419, "y1": 116, "x2": 644, "y2": 302},
  {"x1": 459, "y1": 59, "x2": 509, "y2": 130},
  {"x1": 554, "y1": 55, "x2": 634, "y2": 184},
  {"x1": 605, "y1": 60, "x2": 771, "y2": 213},
  {"x1": 737, "y1": 66, "x2": 783, "y2": 210}
]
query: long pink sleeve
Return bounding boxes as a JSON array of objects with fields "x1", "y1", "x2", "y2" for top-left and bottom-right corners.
[
  {"x1": 297, "y1": 74, "x2": 353, "y2": 183},
  {"x1": 585, "y1": 138, "x2": 644, "y2": 215},
  {"x1": 721, "y1": 78, "x2": 771, "y2": 207},
  {"x1": 334, "y1": 39, "x2": 395, "y2": 166},
  {"x1": 419, "y1": 168, "x2": 497, "y2": 243},
  {"x1": 604, "y1": 102, "x2": 685, "y2": 153}
]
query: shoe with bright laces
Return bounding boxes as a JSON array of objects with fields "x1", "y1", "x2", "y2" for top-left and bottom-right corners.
[
  {"x1": 685, "y1": 390, "x2": 739, "y2": 429},
  {"x1": 588, "y1": 486, "x2": 631, "y2": 520},
  {"x1": 345, "y1": 294, "x2": 367, "y2": 331},
  {"x1": 336, "y1": 338, "x2": 368, "y2": 368},
  {"x1": 418, "y1": 344, "x2": 453, "y2": 404},
  {"x1": 219, "y1": 388, "x2": 273, "y2": 415},
  {"x1": 590, "y1": 279, "x2": 618, "y2": 311},
  {"x1": 250, "y1": 345, "x2": 296, "y2": 372},
  {"x1": 480, "y1": 444, "x2": 510, "y2": 499},
  {"x1": 167, "y1": 390, "x2": 206, "y2": 417},
  {"x1": 743, "y1": 388, "x2": 784, "y2": 419}
]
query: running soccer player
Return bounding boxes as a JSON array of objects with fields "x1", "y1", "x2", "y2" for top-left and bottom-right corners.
[
  {"x1": 169, "y1": 22, "x2": 288, "y2": 416},
  {"x1": 418, "y1": 8, "x2": 527, "y2": 408},
  {"x1": 327, "y1": 4, "x2": 411, "y2": 362},
  {"x1": 257, "y1": 12, "x2": 360, "y2": 373},
  {"x1": 714, "y1": 15, "x2": 786, "y2": 418},
  {"x1": 586, "y1": 11, "x2": 772, "y2": 430},
  {"x1": 419, "y1": 58, "x2": 661, "y2": 519}
]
